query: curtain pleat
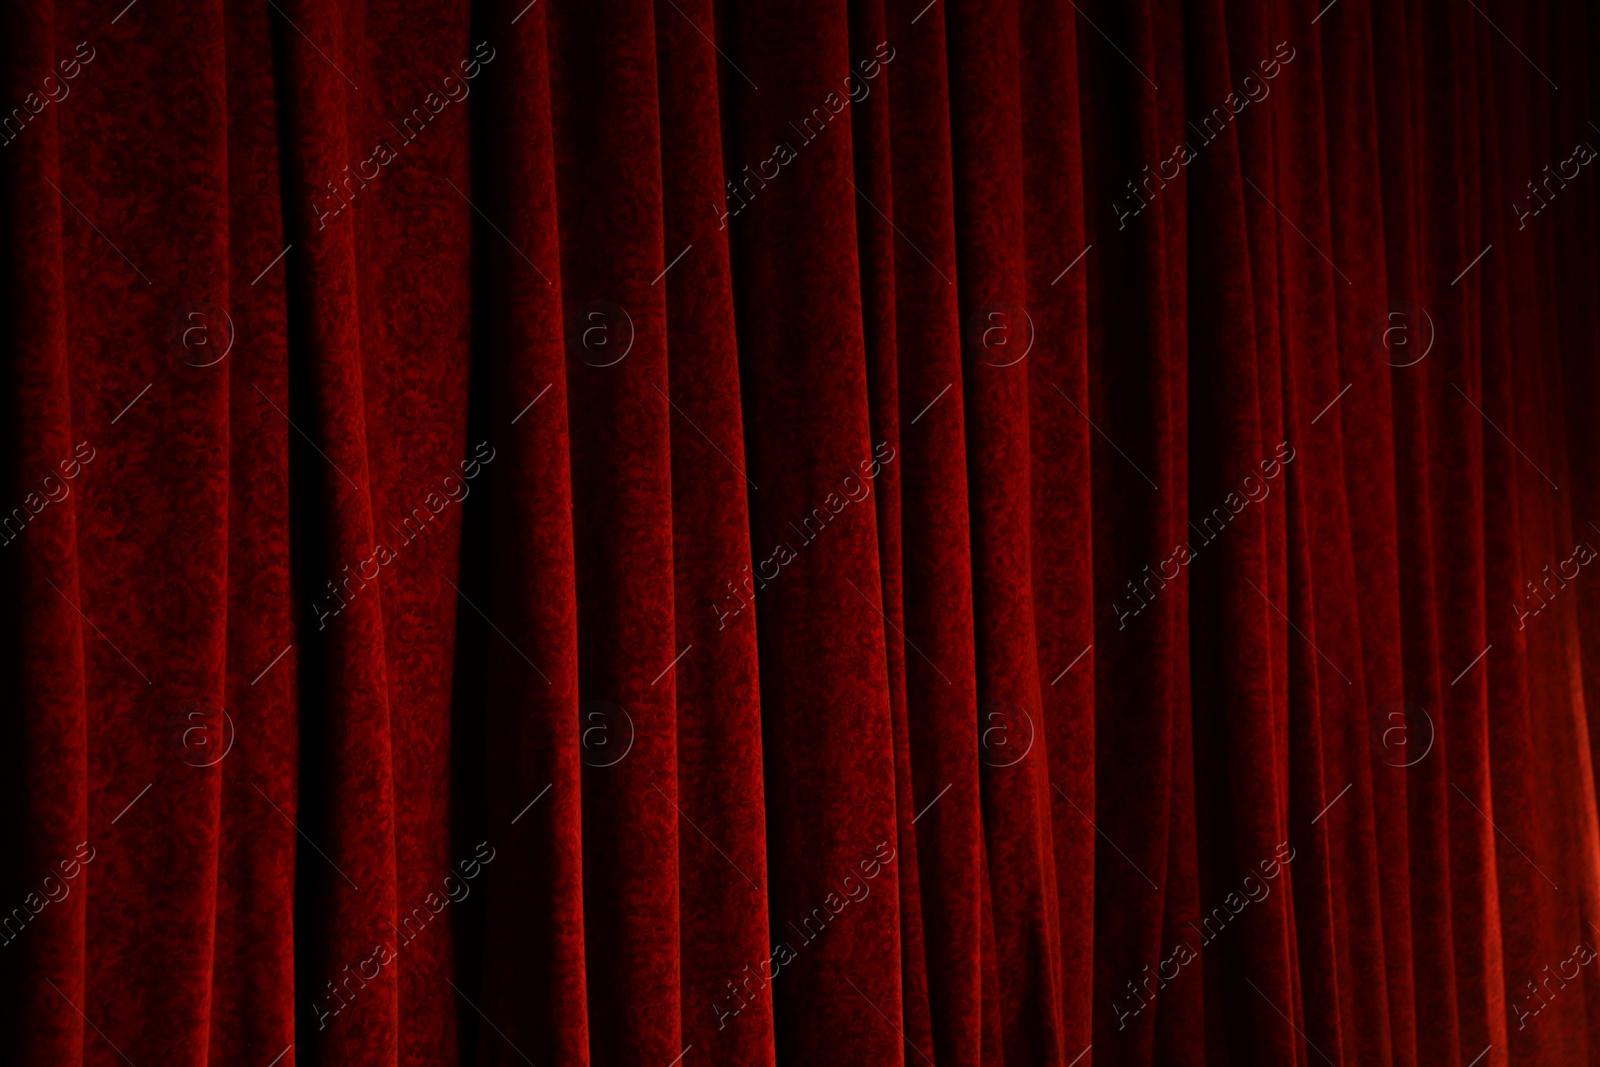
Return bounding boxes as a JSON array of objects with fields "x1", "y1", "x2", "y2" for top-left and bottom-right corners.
[{"x1": 5, "y1": 1, "x2": 1600, "y2": 1065}]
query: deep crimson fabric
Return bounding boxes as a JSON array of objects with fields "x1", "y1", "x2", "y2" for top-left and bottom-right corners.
[{"x1": 4, "y1": 0, "x2": 1600, "y2": 1064}]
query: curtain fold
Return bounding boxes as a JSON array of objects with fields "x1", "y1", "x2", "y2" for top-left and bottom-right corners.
[{"x1": 4, "y1": 0, "x2": 1600, "y2": 1065}]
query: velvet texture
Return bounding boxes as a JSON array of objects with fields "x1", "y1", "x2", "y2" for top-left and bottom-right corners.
[{"x1": 4, "y1": 0, "x2": 1600, "y2": 1064}]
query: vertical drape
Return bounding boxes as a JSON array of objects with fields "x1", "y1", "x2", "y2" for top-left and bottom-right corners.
[{"x1": 3, "y1": 0, "x2": 1600, "y2": 1065}]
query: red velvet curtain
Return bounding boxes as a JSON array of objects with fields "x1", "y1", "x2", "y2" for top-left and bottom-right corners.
[{"x1": 4, "y1": 0, "x2": 1600, "y2": 1064}]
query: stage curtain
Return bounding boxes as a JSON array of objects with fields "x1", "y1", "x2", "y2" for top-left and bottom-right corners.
[{"x1": 3, "y1": 0, "x2": 1600, "y2": 1064}]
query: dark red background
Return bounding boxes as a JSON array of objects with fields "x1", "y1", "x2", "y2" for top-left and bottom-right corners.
[{"x1": 3, "y1": 0, "x2": 1600, "y2": 1064}]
